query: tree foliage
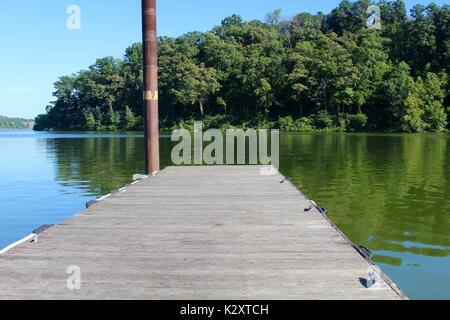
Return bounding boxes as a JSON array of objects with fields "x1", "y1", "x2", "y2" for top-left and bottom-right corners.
[{"x1": 35, "y1": 1, "x2": 450, "y2": 133}]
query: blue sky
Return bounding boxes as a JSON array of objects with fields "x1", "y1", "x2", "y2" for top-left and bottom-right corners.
[{"x1": 0, "y1": 0, "x2": 446, "y2": 119}]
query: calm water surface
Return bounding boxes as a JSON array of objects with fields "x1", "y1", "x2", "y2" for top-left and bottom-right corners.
[{"x1": 0, "y1": 130, "x2": 449, "y2": 299}]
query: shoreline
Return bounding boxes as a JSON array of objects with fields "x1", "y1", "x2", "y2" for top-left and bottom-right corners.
[{"x1": 13, "y1": 129, "x2": 450, "y2": 135}]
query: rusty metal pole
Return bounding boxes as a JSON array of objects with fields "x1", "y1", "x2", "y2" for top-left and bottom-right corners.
[{"x1": 142, "y1": 0, "x2": 160, "y2": 174}]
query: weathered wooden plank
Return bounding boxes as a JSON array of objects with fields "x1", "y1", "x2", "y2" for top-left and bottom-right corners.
[{"x1": 0, "y1": 166, "x2": 406, "y2": 300}]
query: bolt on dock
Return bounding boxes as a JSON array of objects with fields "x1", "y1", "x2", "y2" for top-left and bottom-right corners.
[{"x1": 0, "y1": 166, "x2": 406, "y2": 299}]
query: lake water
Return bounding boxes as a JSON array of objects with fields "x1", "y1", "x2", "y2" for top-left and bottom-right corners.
[{"x1": 0, "y1": 130, "x2": 449, "y2": 299}]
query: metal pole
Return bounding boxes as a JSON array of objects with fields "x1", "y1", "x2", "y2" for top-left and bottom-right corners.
[{"x1": 142, "y1": 0, "x2": 160, "y2": 174}]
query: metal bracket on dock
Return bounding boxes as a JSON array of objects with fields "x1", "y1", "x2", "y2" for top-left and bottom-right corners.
[
  {"x1": 307, "y1": 200, "x2": 328, "y2": 215},
  {"x1": 279, "y1": 176, "x2": 291, "y2": 184},
  {"x1": 354, "y1": 245, "x2": 374, "y2": 260},
  {"x1": 86, "y1": 200, "x2": 98, "y2": 209},
  {"x1": 133, "y1": 174, "x2": 148, "y2": 181},
  {"x1": 30, "y1": 225, "x2": 55, "y2": 243},
  {"x1": 33, "y1": 224, "x2": 54, "y2": 235}
]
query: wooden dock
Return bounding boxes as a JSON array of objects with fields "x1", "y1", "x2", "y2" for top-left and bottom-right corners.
[{"x1": 0, "y1": 166, "x2": 406, "y2": 300}]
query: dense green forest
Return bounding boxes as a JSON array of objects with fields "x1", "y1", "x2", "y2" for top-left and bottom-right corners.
[
  {"x1": 34, "y1": 0, "x2": 450, "y2": 133},
  {"x1": 0, "y1": 115, "x2": 32, "y2": 129}
]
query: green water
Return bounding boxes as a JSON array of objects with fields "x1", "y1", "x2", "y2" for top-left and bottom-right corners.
[{"x1": 0, "y1": 130, "x2": 449, "y2": 299}]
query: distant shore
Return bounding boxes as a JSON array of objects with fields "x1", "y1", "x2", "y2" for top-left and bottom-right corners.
[{"x1": 0, "y1": 115, "x2": 34, "y2": 129}]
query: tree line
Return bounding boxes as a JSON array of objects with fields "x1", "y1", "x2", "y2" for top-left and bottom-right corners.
[
  {"x1": 34, "y1": 0, "x2": 450, "y2": 133},
  {"x1": 0, "y1": 115, "x2": 32, "y2": 129}
]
